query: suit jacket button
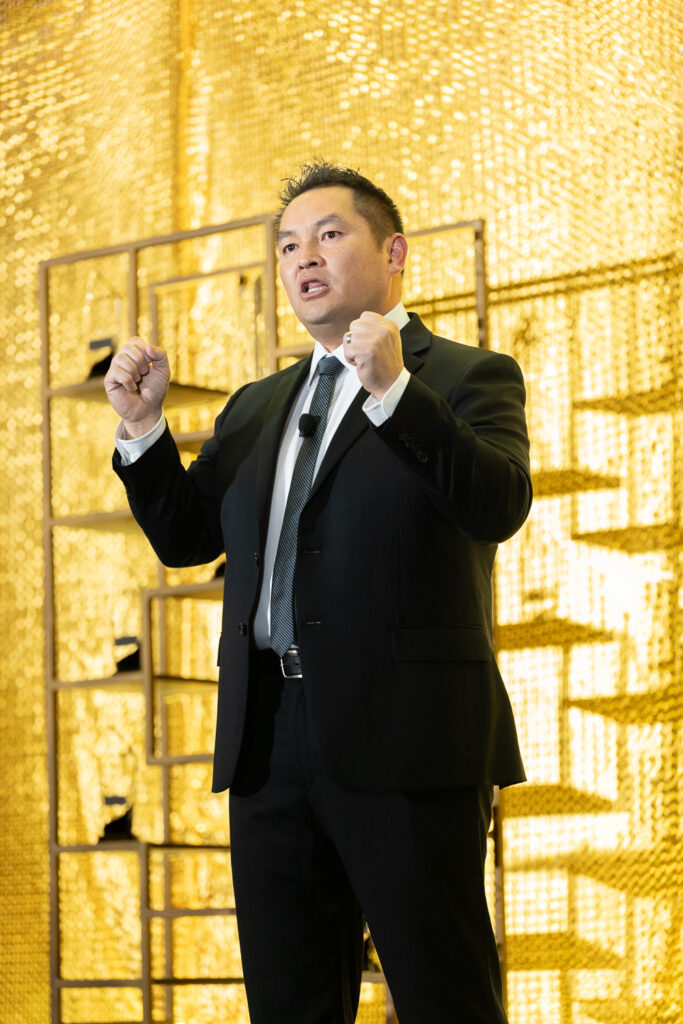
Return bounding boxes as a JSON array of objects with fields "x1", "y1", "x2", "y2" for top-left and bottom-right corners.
[{"x1": 238, "y1": 622, "x2": 248, "y2": 636}]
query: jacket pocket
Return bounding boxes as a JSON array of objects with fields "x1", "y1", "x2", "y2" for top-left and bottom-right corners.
[{"x1": 391, "y1": 625, "x2": 492, "y2": 662}]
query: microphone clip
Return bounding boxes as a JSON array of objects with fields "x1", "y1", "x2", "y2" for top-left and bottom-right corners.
[{"x1": 298, "y1": 413, "x2": 320, "y2": 438}]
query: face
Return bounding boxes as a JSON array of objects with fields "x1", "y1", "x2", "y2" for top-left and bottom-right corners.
[{"x1": 277, "y1": 186, "x2": 405, "y2": 346}]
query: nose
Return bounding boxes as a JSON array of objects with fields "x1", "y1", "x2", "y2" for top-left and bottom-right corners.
[{"x1": 298, "y1": 239, "x2": 321, "y2": 267}]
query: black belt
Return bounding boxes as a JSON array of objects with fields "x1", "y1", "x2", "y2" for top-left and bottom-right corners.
[{"x1": 252, "y1": 645, "x2": 303, "y2": 679}]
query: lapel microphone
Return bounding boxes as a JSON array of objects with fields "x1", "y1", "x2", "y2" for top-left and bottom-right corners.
[{"x1": 298, "y1": 413, "x2": 320, "y2": 438}]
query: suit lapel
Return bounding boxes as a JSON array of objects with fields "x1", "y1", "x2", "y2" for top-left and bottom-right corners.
[
  {"x1": 309, "y1": 386, "x2": 368, "y2": 501},
  {"x1": 400, "y1": 311, "x2": 431, "y2": 374},
  {"x1": 254, "y1": 355, "x2": 312, "y2": 544},
  {"x1": 309, "y1": 313, "x2": 432, "y2": 500}
]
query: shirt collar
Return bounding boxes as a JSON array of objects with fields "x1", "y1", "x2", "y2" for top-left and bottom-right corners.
[{"x1": 308, "y1": 302, "x2": 409, "y2": 382}]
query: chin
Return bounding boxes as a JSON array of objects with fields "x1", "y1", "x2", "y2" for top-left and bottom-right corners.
[{"x1": 297, "y1": 307, "x2": 337, "y2": 330}]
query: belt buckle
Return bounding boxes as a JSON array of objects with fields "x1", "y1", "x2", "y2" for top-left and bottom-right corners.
[{"x1": 280, "y1": 646, "x2": 302, "y2": 679}]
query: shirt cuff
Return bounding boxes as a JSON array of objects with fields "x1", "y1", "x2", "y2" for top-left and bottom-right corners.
[
  {"x1": 114, "y1": 414, "x2": 166, "y2": 466},
  {"x1": 362, "y1": 367, "x2": 411, "y2": 426}
]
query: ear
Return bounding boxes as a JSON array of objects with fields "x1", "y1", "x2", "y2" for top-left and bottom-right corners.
[{"x1": 387, "y1": 233, "x2": 408, "y2": 276}]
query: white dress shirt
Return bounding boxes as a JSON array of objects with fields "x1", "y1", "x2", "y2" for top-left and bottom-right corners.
[{"x1": 115, "y1": 303, "x2": 411, "y2": 648}]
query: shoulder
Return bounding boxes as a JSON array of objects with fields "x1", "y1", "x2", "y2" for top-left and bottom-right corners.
[
  {"x1": 405, "y1": 313, "x2": 523, "y2": 379},
  {"x1": 223, "y1": 354, "x2": 310, "y2": 407},
  {"x1": 247, "y1": 354, "x2": 310, "y2": 394},
  {"x1": 433, "y1": 335, "x2": 522, "y2": 378},
  {"x1": 212, "y1": 354, "x2": 310, "y2": 434}
]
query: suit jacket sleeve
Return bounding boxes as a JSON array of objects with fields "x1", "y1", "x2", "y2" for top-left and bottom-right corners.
[
  {"x1": 111, "y1": 391, "x2": 241, "y2": 567},
  {"x1": 376, "y1": 347, "x2": 532, "y2": 544}
]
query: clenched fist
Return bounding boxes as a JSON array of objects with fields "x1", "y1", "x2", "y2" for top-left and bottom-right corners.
[
  {"x1": 342, "y1": 311, "x2": 404, "y2": 400},
  {"x1": 104, "y1": 338, "x2": 170, "y2": 438}
]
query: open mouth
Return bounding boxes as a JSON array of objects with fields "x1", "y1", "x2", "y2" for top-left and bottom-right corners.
[{"x1": 301, "y1": 280, "x2": 327, "y2": 296}]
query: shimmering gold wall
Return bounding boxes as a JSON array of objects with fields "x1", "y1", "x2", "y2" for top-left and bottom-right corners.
[{"x1": 1, "y1": 0, "x2": 680, "y2": 1021}]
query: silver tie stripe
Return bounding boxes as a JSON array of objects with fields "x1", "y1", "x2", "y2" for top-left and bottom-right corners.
[{"x1": 270, "y1": 355, "x2": 344, "y2": 657}]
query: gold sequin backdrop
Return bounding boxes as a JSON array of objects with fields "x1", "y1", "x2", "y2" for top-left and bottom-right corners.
[{"x1": 1, "y1": 0, "x2": 681, "y2": 1022}]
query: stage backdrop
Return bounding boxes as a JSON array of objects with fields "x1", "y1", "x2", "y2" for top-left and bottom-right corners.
[{"x1": 0, "y1": 1, "x2": 680, "y2": 1022}]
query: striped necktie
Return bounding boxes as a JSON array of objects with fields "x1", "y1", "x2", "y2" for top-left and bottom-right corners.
[{"x1": 270, "y1": 354, "x2": 344, "y2": 657}]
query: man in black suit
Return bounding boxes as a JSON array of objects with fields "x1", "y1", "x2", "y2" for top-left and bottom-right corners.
[{"x1": 105, "y1": 162, "x2": 532, "y2": 1023}]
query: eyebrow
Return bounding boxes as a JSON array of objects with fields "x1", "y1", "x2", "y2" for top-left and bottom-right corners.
[{"x1": 276, "y1": 213, "x2": 348, "y2": 242}]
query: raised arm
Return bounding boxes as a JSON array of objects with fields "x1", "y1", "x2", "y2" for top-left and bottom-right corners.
[
  {"x1": 377, "y1": 346, "x2": 532, "y2": 544},
  {"x1": 104, "y1": 337, "x2": 171, "y2": 437}
]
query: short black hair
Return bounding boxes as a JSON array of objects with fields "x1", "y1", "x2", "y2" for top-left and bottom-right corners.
[{"x1": 276, "y1": 160, "x2": 404, "y2": 245}]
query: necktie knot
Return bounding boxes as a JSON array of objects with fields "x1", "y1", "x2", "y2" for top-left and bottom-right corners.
[{"x1": 317, "y1": 355, "x2": 344, "y2": 378}]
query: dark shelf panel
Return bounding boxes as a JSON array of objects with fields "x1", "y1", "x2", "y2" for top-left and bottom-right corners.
[
  {"x1": 567, "y1": 684, "x2": 683, "y2": 724},
  {"x1": 56, "y1": 838, "x2": 233, "y2": 854},
  {"x1": 532, "y1": 469, "x2": 621, "y2": 497},
  {"x1": 506, "y1": 932, "x2": 622, "y2": 971},
  {"x1": 495, "y1": 619, "x2": 614, "y2": 650},
  {"x1": 55, "y1": 841, "x2": 144, "y2": 853},
  {"x1": 48, "y1": 378, "x2": 120, "y2": 403},
  {"x1": 557, "y1": 846, "x2": 682, "y2": 897},
  {"x1": 147, "y1": 752, "x2": 214, "y2": 766},
  {"x1": 145, "y1": 907, "x2": 235, "y2": 919},
  {"x1": 576, "y1": 999, "x2": 670, "y2": 1024},
  {"x1": 173, "y1": 429, "x2": 212, "y2": 453},
  {"x1": 155, "y1": 674, "x2": 218, "y2": 692},
  {"x1": 574, "y1": 383, "x2": 678, "y2": 415},
  {"x1": 511, "y1": 845, "x2": 682, "y2": 898},
  {"x1": 50, "y1": 509, "x2": 138, "y2": 533},
  {"x1": 48, "y1": 379, "x2": 230, "y2": 407},
  {"x1": 56, "y1": 976, "x2": 144, "y2": 987},
  {"x1": 151, "y1": 976, "x2": 243, "y2": 986},
  {"x1": 148, "y1": 842, "x2": 230, "y2": 851},
  {"x1": 502, "y1": 784, "x2": 614, "y2": 817},
  {"x1": 145, "y1": 580, "x2": 224, "y2": 605},
  {"x1": 150, "y1": 969, "x2": 386, "y2": 986},
  {"x1": 51, "y1": 672, "x2": 145, "y2": 692},
  {"x1": 572, "y1": 524, "x2": 683, "y2": 552}
]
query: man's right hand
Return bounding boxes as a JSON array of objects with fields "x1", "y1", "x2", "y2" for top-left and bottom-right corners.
[{"x1": 104, "y1": 338, "x2": 171, "y2": 438}]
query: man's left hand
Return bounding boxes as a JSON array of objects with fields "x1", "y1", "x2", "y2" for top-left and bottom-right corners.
[{"x1": 343, "y1": 311, "x2": 404, "y2": 400}]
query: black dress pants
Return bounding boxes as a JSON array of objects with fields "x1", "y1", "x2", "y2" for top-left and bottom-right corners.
[{"x1": 229, "y1": 655, "x2": 509, "y2": 1024}]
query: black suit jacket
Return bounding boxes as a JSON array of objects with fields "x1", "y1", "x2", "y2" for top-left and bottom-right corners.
[{"x1": 114, "y1": 314, "x2": 532, "y2": 793}]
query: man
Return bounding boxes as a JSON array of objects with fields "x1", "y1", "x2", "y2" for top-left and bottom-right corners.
[{"x1": 105, "y1": 162, "x2": 532, "y2": 1023}]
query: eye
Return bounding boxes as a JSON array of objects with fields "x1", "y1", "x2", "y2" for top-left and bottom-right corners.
[
  {"x1": 281, "y1": 242, "x2": 297, "y2": 255},
  {"x1": 322, "y1": 230, "x2": 340, "y2": 240}
]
